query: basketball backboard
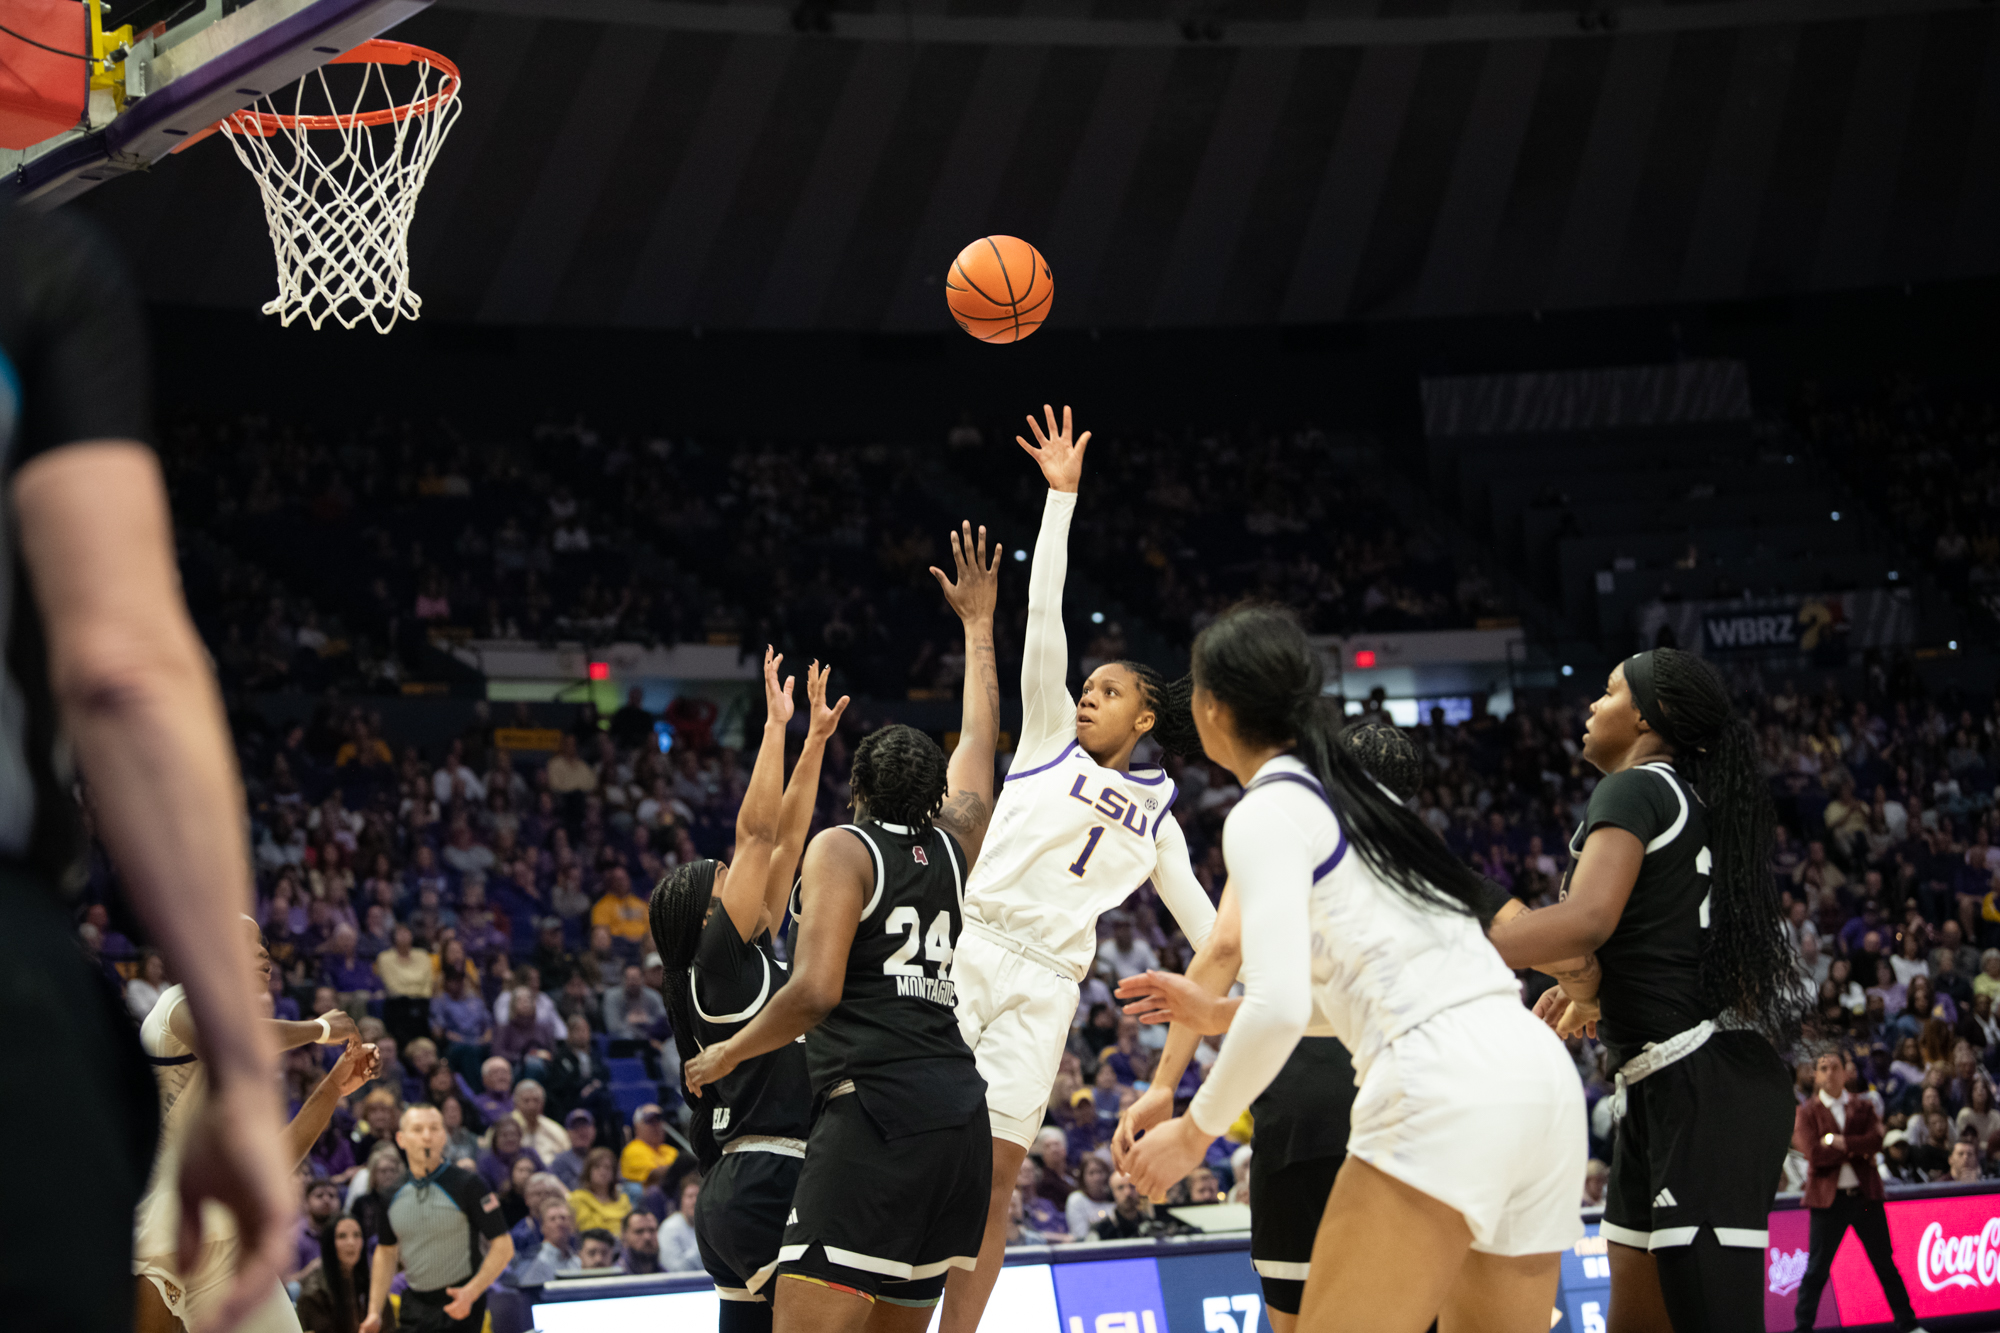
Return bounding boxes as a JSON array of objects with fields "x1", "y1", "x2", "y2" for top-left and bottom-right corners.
[{"x1": 1, "y1": 0, "x2": 430, "y2": 208}]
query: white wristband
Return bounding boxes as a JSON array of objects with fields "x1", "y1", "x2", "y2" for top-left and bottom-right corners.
[{"x1": 317, "y1": 1016, "x2": 333, "y2": 1044}]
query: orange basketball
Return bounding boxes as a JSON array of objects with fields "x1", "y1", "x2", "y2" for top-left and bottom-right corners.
[{"x1": 946, "y1": 236, "x2": 1052, "y2": 343}]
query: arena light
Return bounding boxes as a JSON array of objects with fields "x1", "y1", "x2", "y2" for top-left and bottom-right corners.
[
  {"x1": 588, "y1": 661, "x2": 609, "y2": 681},
  {"x1": 1353, "y1": 650, "x2": 1376, "y2": 668},
  {"x1": 1015, "y1": 549, "x2": 1028, "y2": 562},
  {"x1": 1562, "y1": 664, "x2": 1575, "y2": 677},
  {"x1": 1091, "y1": 612, "x2": 1105, "y2": 624},
  {"x1": 1831, "y1": 511, "x2": 1841, "y2": 521}
]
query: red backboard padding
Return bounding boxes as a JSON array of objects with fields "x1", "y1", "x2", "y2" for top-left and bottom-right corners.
[{"x1": 0, "y1": 0, "x2": 88, "y2": 150}]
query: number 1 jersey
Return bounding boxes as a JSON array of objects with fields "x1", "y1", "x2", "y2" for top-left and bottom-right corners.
[
  {"x1": 792, "y1": 819, "x2": 986, "y2": 1135},
  {"x1": 960, "y1": 740, "x2": 1181, "y2": 978}
]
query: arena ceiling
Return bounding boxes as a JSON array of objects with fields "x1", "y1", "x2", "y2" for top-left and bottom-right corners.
[{"x1": 75, "y1": 0, "x2": 2000, "y2": 331}]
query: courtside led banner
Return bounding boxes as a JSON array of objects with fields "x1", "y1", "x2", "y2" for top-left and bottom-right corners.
[{"x1": 533, "y1": 1187, "x2": 2000, "y2": 1332}]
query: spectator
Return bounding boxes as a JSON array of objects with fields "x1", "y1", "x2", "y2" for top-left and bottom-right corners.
[
  {"x1": 296, "y1": 1216, "x2": 394, "y2": 1333},
  {"x1": 574, "y1": 926, "x2": 620, "y2": 993},
  {"x1": 1013, "y1": 1159, "x2": 1070, "y2": 1244},
  {"x1": 1951, "y1": 1139, "x2": 1986, "y2": 1183},
  {"x1": 436, "y1": 1091, "x2": 481, "y2": 1166},
  {"x1": 1032, "y1": 1127, "x2": 1076, "y2": 1207},
  {"x1": 348, "y1": 1142, "x2": 407, "y2": 1248},
  {"x1": 546, "y1": 1014, "x2": 614, "y2": 1123},
  {"x1": 1977, "y1": 950, "x2": 2000, "y2": 1004},
  {"x1": 1066, "y1": 1156, "x2": 1115, "y2": 1239},
  {"x1": 492, "y1": 987, "x2": 564, "y2": 1072},
  {"x1": 350, "y1": 1087, "x2": 403, "y2": 1165},
  {"x1": 619, "y1": 1105, "x2": 679, "y2": 1185},
  {"x1": 1892, "y1": 930, "x2": 1932, "y2": 987},
  {"x1": 589, "y1": 870, "x2": 648, "y2": 951},
  {"x1": 548, "y1": 1109, "x2": 596, "y2": 1189},
  {"x1": 1091, "y1": 1172, "x2": 1158, "y2": 1241},
  {"x1": 496, "y1": 1154, "x2": 538, "y2": 1229},
  {"x1": 377, "y1": 924, "x2": 434, "y2": 1049},
  {"x1": 1960, "y1": 1076, "x2": 2000, "y2": 1145},
  {"x1": 657, "y1": 1175, "x2": 703, "y2": 1273},
  {"x1": 126, "y1": 949, "x2": 169, "y2": 1020},
  {"x1": 609, "y1": 688, "x2": 658, "y2": 752},
  {"x1": 577, "y1": 1229, "x2": 618, "y2": 1271},
  {"x1": 602, "y1": 964, "x2": 668, "y2": 1041},
  {"x1": 472, "y1": 1057, "x2": 516, "y2": 1126},
  {"x1": 508, "y1": 1079, "x2": 570, "y2": 1163},
  {"x1": 546, "y1": 735, "x2": 597, "y2": 796},
  {"x1": 492, "y1": 967, "x2": 562, "y2": 1030},
  {"x1": 477, "y1": 1115, "x2": 544, "y2": 1193},
  {"x1": 533, "y1": 919, "x2": 577, "y2": 991},
  {"x1": 513, "y1": 1199, "x2": 581, "y2": 1287},
  {"x1": 1882, "y1": 1131, "x2": 1925, "y2": 1185},
  {"x1": 618, "y1": 1211, "x2": 662, "y2": 1276},
  {"x1": 431, "y1": 969, "x2": 493, "y2": 1076},
  {"x1": 1097, "y1": 915, "x2": 1159, "y2": 980},
  {"x1": 569, "y1": 1146, "x2": 634, "y2": 1235},
  {"x1": 501, "y1": 1172, "x2": 571, "y2": 1285},
  {"x1": 288, "y1": 1177, "x2": 345, "y2": 1284},
  {"x1": 323, "y1": 925, "x2": 380, "y2": 1018},
  {"x1": 434, "y1": 740, "x2": 486, "y2": 808}
]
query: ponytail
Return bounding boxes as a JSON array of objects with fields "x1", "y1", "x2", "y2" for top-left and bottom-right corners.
[
  {"x1": 1190, "y1": 605, "x2": 1490, "y2": 920},
  {"x1": 1115, "y1": 661, "x2": 1203, "y2": 759},
  {"x1": 648, "y1": 861, "x2": 721, "y2": 1168},
  {"x1": 1638, "y1": 648, "x2": 1810, "y2": 1048}
]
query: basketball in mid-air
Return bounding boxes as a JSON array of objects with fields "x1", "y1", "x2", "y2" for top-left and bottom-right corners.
[{"x1": 946, "y1": 236, "x2": 1052, "y2": 343}]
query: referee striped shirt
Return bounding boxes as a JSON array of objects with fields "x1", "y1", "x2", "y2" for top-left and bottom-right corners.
[{"x1": 380, "y1": 1163, "x2": 510, "y2": 1291}]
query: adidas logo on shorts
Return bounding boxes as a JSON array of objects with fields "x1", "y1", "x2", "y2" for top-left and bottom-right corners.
[
  {"x1": 788, "y1": 1209, "x2": 799, "y2": 1224},
  {"x1": 1654, "y1": 1188, "x2": 1677, "y2": 1208}
]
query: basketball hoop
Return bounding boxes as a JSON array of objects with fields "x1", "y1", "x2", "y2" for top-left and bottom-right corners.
[{"x1": 218, "y1": 39, "x2": 462, "y2": 333}]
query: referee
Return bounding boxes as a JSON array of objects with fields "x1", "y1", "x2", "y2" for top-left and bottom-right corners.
[
  {"x1": 0, "y1": 203, "x2": 292, "y2": 1330},
  {"x1": 362, "y1": 1105, "x2": 514, "y2": 1333}
]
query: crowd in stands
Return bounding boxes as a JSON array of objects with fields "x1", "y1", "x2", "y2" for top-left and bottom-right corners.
[{"x1": 1798, "y1": 375, "x2": 2000, "y2": 625}]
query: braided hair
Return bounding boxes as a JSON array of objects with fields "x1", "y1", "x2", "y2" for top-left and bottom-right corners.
[
  {"x1": 648, "y1": 860, "x2": 721, "y2": 1167},
  {"x1": 1340, "y1": 721, "x2": 1422, "y2": 801},
  {"x1": 850, "y1": 724, "x2": 948, "y2": 833},
  {"x1": 1638, "y1": 648, "x2": 1811, "y2": 1049},
  {"x1": 1192, "y1": 603, "x2": 1488, "y2": 917},
  {"x1": 1112, "y1": 660, "x2": 1204, "y2": 759}
]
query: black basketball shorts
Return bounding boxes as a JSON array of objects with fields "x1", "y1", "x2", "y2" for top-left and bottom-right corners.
[
  {"x1": 1249, "y1": 1153, "x2": 1343, "y2": 1315},
  {"x1": 697, "y1": 1147, "x2": 804, "y2": 1303},
  {"x1": 770, "y1": 1090, "x2": 992, "y2": 1303},
  {"x1": 1601, "y1": 1029, "x2": 1793, "y2": 1256}
]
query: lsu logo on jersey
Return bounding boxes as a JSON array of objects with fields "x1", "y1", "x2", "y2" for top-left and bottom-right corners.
[{"x1": 1067, "y1": 775, "x2": 1152, "y2": 837}]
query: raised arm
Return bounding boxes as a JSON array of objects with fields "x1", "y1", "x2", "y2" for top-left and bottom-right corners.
[
  {"x1": 282, "y1": 1040, "x2": 380, "y2": 1169},
  {"x1": 682, "y1": 828, "x2": 869, "y2": 1096},
  {"x1": 764, "y1": 662, "x2": 848, "y2": 934},
  {"x1": 1015, "y1": 405, "x2": 1090, "y2": 765},
  {"x1": 719, "y1": 648, "x2": 795, "y2": 942},
  {"x1": 931, "y1": 520, "x2": 1003, "y2": 864}
]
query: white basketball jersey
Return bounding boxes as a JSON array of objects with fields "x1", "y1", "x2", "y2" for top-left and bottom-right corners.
[
  {"x1": 133, "y1": 985, "x2": 240, "y2": 1259},
  {"x1": 961, "y1": 739, "x2": 1179, "y2": 977}
]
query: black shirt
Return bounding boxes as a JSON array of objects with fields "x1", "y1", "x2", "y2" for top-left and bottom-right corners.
[
  {"x1": 380, "y1": 1163, "x2": 510, "y2": 1292},
  {"x1": 687, "y1": 898, "x2": 812, "y2": 1166},
  {"x1": 0, "y1": 207, "x2": 150, "y2": 876},
  {"x1": 793, "y1": 820, "x2": 985, "y2": 1138},
  {"x1": 1567, "y1": 762, "x2": 1714, "y2": 1067}
]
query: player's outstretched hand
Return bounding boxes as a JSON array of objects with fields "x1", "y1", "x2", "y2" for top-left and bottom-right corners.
[
  {"x1": 1124, "y1": 1114, "x2": 1212, "y2": 1203},
  {"x1": 1115, "y1": 969, "x2": 1237, "y2": 1035},
  {"x1": 805, "y1": 661, "x2": 849, "y2": 743},
  {"x1": 1112, "y1": 1083, "x2": 1174, "y2": 1173},
  {"x1": 763, "y1": 646, "x2": 796, "y2": 727},
  {"x1": 176, "y1": 1077, "x2": 297, "y2": 1333},
  {"x1": 1531, "y1": 983, "x2": 1597, "y2": 1040},
  {"x1": 331, "y1": 1039, "x2": 381, "y2": 1097},
  {"x1": 1016, "y1": 404, "x2": 1090, "y2": 494},
  {"x1": 685, "y1": 1039, "x2": 742, "y2": 1097},
  {"x1": 929, "y1": 520, "x2": 1000, "y2": 626}
]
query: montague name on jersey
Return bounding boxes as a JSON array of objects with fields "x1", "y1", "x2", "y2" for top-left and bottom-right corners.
[{"x1": 896, "y1": 974, "x2": 958, "y2": 1005}]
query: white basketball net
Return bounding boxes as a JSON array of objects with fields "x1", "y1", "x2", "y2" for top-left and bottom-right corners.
[{"x1": 221, "y1": 50, "x2": 462, "y2": 333}]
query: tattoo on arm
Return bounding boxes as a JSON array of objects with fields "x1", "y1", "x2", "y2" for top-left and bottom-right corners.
[
  {"x1": 936, "y1": 789, "x2": 989, "y2": 836},
  {"x1": 1550, "y1": 954, "x2": 1600, "y2": 986}
]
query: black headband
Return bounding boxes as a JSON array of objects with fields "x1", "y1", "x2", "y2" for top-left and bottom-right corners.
[
  {"x1": 1623, "y1": 651, "x2": 1673, "y2": 743},
  {"x1": 1624, "y1": 650, "x2": 1704, "y2": 754}
]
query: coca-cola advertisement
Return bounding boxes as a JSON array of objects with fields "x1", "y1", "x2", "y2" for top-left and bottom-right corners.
[{"x1": 1763, "y1": 1193, "x2": 2000, "y2": 1330}]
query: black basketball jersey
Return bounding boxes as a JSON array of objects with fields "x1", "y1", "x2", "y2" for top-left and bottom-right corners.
[
  {"x1": 688, "y1": 903, "x2": 813, "y2": 1165},
  {"x1": 1249, "y1": 1036, "x2": 1355, "y2": 1171},
  {"x1": 1565, "y1": 761, "x2": 1715, "y2": 1067},
  {"x1": 792, "y1": 819, "x2": 985, "y2": 1137}
]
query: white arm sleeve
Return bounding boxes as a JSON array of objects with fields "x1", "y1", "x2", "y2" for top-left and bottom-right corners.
[
  {"x1": 1186, "y1": 795, "x2": 1314, "y2": 1138},
  {"x1": 1152, "y1": 814, "x2": 1215, "y2": 951},
  {"x1": 1017, "y1": 489, "x2": 1078, "y2": 765}
]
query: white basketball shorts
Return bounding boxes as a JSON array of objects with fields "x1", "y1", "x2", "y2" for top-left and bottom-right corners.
[
  {"x1": 1344, "y1": 993, "x2": 1587, "y2": 1257},
  {"x1": 951, "y1": 926, "x2": 1081, "y2": 1149}
]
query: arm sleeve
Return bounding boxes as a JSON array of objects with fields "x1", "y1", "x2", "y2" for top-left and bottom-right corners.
[
  {"x1": 449, "y1": 1169, "x2": 513, "y2": 1241},
  {"x1": 1152, "y1": 815, "x2": 1215, "y2": 950},
  {"x1": 1582, "y1": 769, "x2": 1676, "y2": 848},
  {"x1": 1186, "y1": 794, "x2": 1314, "y2": 1138},
  {"x1": 1472, "y1": 876, "x2": 1514, "y2": 929},
  {"x1": 1017, "y1": 490, "x2": 1078, "y2": 766},
  {"x1": 375, "y1": 1195, "x2": 400, "y2": 1246}
]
